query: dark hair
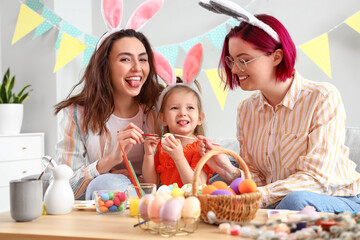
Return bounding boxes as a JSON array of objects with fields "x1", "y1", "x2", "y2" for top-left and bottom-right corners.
[
  {"x1": 159, "y1": 77, "x2": 205, "y2": 136},
  {"x1": 219, "y1": 14, "x2": 296, "y2": 89},
  {"x1": 55, "y1": 29, "x2": 162, "y2": 134}
]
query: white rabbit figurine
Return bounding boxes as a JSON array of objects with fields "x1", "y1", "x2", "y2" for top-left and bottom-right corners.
[{"x1": 44, "y1": 164, "x2": 74, "y2": 215}]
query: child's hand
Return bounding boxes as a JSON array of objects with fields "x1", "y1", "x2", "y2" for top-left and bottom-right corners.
[
  {"x1": 144, "y1": 136, "x2": 159, "y2": 156},
  {"x1": 161, "y1": 135, "x2": 184, "y2": 161}
]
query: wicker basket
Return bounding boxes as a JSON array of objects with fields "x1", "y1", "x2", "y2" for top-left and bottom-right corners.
[{"x1": 191, "y1": 148, "x2": 261, "y2": 224}]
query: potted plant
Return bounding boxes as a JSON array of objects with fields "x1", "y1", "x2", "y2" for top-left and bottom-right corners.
[{"x1": 0, "y1": 68, "x2": 32, "y2": 134}]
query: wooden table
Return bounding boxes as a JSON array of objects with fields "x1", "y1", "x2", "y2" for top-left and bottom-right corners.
[{"x1": 0, "y1": 208, "x2": 268, "y2": 240}]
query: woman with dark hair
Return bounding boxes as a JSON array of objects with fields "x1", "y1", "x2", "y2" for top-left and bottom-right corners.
[
  {"x1": 199, "y1": 1, "x2": 360, "y2": 212},
  {"x1": 55, "y1": 29, "x2": 162, "y2": 199}
]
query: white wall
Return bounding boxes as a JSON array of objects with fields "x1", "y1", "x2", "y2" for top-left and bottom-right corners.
[{"x1": 1, "y1": 0, "x2": 360, "y2": 158}]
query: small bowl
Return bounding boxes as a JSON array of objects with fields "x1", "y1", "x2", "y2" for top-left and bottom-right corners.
[{"x1": 93, "y1": 190, "x2": 127, "y2": 215}]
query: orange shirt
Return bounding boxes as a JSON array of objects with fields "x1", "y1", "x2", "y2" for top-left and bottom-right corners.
[{"x1": 154, "y1": 141, "x2": 214, "y2": 187}]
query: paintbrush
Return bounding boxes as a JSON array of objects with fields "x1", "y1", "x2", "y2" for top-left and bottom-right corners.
[{"x1": 142, "y1": 133, "x2": 221, "y2": 146}]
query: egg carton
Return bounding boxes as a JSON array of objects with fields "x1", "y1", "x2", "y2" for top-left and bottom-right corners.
[{"x1": 136, "y1": 216, "x2": 199, "y2": 237}]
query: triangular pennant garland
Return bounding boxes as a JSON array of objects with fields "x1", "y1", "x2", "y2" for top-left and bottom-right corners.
[
  {"x1": 34, "y1": 7, "x2": 62, "y2": 39},
  {"x1": 300, "y1": 33, "x2": 332, "y2": 78},
  {"x1": 180, "y1": 37, "x2": 203, "y2": 53},
  {"x1": 83, "y1": 34, "x2": 99, "y2": 66},
  {"x1": 345, "y1": 11, "x2": 360, "y2": 34},
  {"x1": 55, "y1": 21, "x2": 83, "y2": 50},
  {"x1": 174, "y1": 69, "x2": 183, "y2": 78},
  {"x1": 26, "y1": 0, "x2": 43, "y2": 12},
  {"x1": 205, "y1": 69, "x2": 228, "y2": 110},
  {"x1": 155, "y1": 45, "x2": 179, "y2": 67},
  {"x1": 54, "y1": 32, "x2": 87, "y2": 72},
  {"x1": 205, "y1": 24, "x2": 227, "y2": 49},
  {"x1": 12, "y1": 4, "x2": 45, "y2": 44}
]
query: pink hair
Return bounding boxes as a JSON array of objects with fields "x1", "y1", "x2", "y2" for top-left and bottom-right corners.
[{"x1": 219, "y1": 14, "x2": 296, "y2": 89}]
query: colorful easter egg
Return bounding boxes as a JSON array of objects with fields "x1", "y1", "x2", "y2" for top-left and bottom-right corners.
[
  {"x1": 230, "y1": 177, "x2": 244, "y2": 195},
  {"x1": 138, "y1": 194, "x2": 154, "y2": 221},
  {"x1": 201, "y1": 185, "x2": 217, "y2": 195},
  {"x1": 160, "y1": 198, "x2": 183, "y2": 226},
  {"x1": 238, "y1": 179, "x2": 257, "y2": 193},
  {"x1": 210, "y1": 189, "x2": 233, "y2": 195},
  {"x1": 182, "y1": 197, "x2": 201, "y2": 223},
  {"x1": 211, "y1": 181, "x2": 228, "y2": 190}
]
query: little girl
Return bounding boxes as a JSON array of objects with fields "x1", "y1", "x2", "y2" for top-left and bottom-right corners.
[
  {"x1": 142, "y1": 43, "x2": 213, "y2": 187},
  {"x1": 142, "y1": 78, "x2": 213, "y2": 187}
]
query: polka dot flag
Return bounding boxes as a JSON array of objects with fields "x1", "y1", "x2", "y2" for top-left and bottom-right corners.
[{"x1": 34, "y1": 7, "x2": 61, "y2": 39}]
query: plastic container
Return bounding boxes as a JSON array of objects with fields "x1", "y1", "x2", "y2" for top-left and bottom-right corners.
[{"x1": 93, "y1": 190, "x2": 127, "y2": 214}]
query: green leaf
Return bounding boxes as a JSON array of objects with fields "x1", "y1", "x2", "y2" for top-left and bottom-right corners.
[
  {"x1": 0, "y1": 68, "x2": 31, "y2": 103},
  {"x1": 18, "y1": 92, "x2": 29, "y2": 103}
]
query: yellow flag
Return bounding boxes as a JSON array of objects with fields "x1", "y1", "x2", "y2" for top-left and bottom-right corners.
[
  {"x1": 300, "y1": 33, "x2": 332, "y2": 78},
  {"x1": 12, "y1": 4, "x2": 45, "y2": 45},
  {"x1": 205, "y1": 69, "x2": 228, "y2": 110},
  {"x1": 345, "y1": 11, "x2": 360, "y2": 33},
  {"x1": 54, "y1": 33, "x2": 87, "y2": 72},
  {"x1": 174, "y1": 69, "x2": 183, "y2": 78}
]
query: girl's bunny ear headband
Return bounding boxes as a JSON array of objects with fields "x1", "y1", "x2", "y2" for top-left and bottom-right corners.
[
  {"x1": 96, "y1": 0, "x2": 164, "y2": 49},
  {"x1": 198, "y1": 0, "x2": 280, "y2": 43},
  {"x1": 154, "y1": 43, "x2": 204, "y2": 109}
]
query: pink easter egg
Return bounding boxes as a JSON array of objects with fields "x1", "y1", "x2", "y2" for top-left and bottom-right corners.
[{"x1": 230, "y1": 177, "x2": 244, "y2": 195}]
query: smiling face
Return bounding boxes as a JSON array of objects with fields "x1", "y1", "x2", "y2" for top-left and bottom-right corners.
[
  {"x1": 228, "y1": 37, "x2": 275, "y2": 92},
  {"x1": 108, "y1": 37, "x2": 150, "y2": 99},
  {"x1": 159, "y1": 87, "x2": 204, "y2": 137}
]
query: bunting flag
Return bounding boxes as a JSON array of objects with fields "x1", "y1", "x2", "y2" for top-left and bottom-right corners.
[
  {"x1": 26, "y1": 0, "x2": 43, "y2": 12},
  {"x1": 55, "y1": 21, "x2": 83, "y2": 50},
  {"x1": 12, "y1": 4, "x2": 45, "y2": 45},
  {"x1": 227, "y1": 18, "x2": 240, "y2": 28},
  {"x1": 34, "y1": 7, "x2": 62, "y2": 39},
  {"x1": 205, "y1": 69, "x2": 228, "y2": 110},
  {"x1": 10, "y1": 1, "x2": 360, "y2": 101},
  {"x1": 54, "y1": 32, "x2": 87, "y2": 72},
  {"x1": 180, "y1": 37, "x2": 203, "y2": 53},
  {"x1": 345, "y1": 11, "x2": 360, "y2": 33},
  {"x1": 299, "y1": 34, "x2": 332, "y2": 78},
  {"x1": 205, "y1": 24, "x2": 227, "y2": 50},
  {"x1": 174, "y1": 69, "x2": 183, "y2": 78},
  {"x1": 155, "y1": 45, "x2": 179, "y2": 67},
  {"x1": 83, "y1": 34, "x2": 99, "y2": 66}
]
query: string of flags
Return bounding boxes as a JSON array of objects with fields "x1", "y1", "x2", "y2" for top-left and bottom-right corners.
[{"x1": 11, "y1": 0, "x2": 360, "y2": 110}]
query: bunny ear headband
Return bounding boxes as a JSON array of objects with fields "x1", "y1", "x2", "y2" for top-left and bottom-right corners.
[
  {"x1": 154, "y1": 43, "x2": 204, "y2": 109},
  {"x1": 198, "y1": 0, "x2": 280, "y2": 43},
  {"x1": 96, "y1": 0, "x2": 164, "y2": 49}
]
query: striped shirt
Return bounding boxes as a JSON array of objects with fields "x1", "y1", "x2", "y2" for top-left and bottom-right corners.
[
  {"x1": 236, "y1": 71, "x2": 360, "y2": 207},
  {"x1": 56, "y1": 104, "x2": 157, "y2": 199}
]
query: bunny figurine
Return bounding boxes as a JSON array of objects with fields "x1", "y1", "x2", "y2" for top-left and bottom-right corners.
[{"x1": 44, "y1": 164, "x2": 74, "y2": 215}]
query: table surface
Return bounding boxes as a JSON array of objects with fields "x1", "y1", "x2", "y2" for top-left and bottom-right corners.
[{"x1": 0, "y1": 206, "x2": 269, "y2": 240}]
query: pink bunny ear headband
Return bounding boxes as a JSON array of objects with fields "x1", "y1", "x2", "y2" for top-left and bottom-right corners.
[
  {"x1": 154, "y1": 43, "x2": 204, "y2": 110},
  {"x1": 198, "y1": 0, "x2": 280, "y2": 43},
  {"x1": 96, "y1": 0, "x2": 164, "y2": 50}
]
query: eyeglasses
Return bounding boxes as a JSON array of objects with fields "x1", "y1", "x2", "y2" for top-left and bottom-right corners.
[{"x1": 225, "y1": 53, "x2": 269, "y2": 72}]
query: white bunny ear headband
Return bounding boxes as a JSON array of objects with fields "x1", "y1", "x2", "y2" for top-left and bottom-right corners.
[
  {"x1": 96, "y1": 0, "x2": 164, "y2": 50},
  {"x1": 198, "y1": 0, "x2": 280, "y2": 43},
  {"x1": 154, "y1": 43, "x2": 204, "y2": 110}
]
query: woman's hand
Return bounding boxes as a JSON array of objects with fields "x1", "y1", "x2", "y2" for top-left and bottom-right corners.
[
  {"x1": 144, "y1": 136, "x2": 160, "y2": 156},
  {"x1": 96, "y1": 123, "x2": 144, "y2": 174},
  {"x1": 197, "y1": 135, "x2": 239, "y2": 184}
]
